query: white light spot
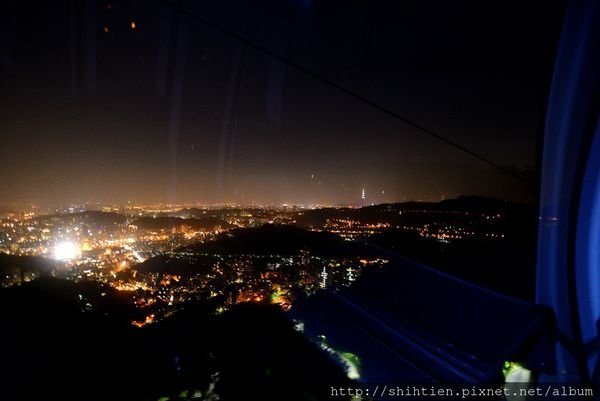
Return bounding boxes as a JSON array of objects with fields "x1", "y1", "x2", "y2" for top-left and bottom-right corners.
[{"x1": 54, "y1": 241, "x2": 79, "y2": 261}]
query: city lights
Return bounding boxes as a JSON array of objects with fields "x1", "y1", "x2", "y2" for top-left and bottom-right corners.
[{"x1": 0, "y1": 197, "x2": 512, "y2": 338}]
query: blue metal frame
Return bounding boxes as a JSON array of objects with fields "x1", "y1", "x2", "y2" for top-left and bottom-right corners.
[
  {"x1": 576, "y1": 118, "x2": 600, "y2": 378},
  {"x1": 536, "y1": 0, "x2": 600, "y2": 382}
]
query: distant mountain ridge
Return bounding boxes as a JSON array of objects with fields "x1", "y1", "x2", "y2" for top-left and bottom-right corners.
[{"x1": 293, "y1": 195, "x2": 531, "y2": 228}]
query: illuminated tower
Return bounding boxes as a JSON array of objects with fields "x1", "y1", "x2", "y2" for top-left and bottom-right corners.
[
  {"x1": 361, "y1": 188, "x2": 366, "y2": 208},
  {"x1": 320, "y1": 266, "x2": 328, "y2": 289},
  {"x1": 346, "y1": 266, "x2": 356, "y2": 283}
]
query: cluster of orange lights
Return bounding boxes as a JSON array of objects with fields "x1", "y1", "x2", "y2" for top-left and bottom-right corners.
[
  {"x1": 102, "y1": 8, "x2": 136, "y2": 35},
  {"x1": 131, "y1": 314, "x2": 154, "y2": 328},
  {"x1": 103, "y1": 22, "x2": 136, "y2": 32}
]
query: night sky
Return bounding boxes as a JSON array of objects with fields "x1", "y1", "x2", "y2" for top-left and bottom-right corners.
[{"x1": 0, "y1": 0, "x2": 565, "y2": 208}]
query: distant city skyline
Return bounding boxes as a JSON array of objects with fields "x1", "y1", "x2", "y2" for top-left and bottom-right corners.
[{"x1": 0, "y1": 191, "x2": 507, "y2": 212}]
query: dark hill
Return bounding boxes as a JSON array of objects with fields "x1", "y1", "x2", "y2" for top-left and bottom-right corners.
[
  {"x1": 134, "y1": 254, "x2": 219, "y2": 274},
  {"x1": 0, "y1": 278, "x2": 349, "y2": 401},
  {"x1": 0, "y1": 253, "x2": 57, "y2": 275},
  {"x1": 182, "y1": 224, "x2": 381, "y2": 258},
  {"x1": 294, "y1": 195, "x2": 532, "y2": 228},
  {"x1": 133, "y1": 216, "x2": 232, "y2": 231},
  {"x1": 34, "y1": 211, "x2": 126, "y2": 226}
]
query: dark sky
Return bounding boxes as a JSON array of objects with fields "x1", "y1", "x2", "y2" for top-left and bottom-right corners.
[{"x1": 0, "y1": 0, "x2": 565, "y2": 208}]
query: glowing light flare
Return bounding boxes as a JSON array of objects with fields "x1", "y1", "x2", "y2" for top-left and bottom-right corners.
[{"x1": 53, "y1": 241, "x2": 79, "y2": 261}]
